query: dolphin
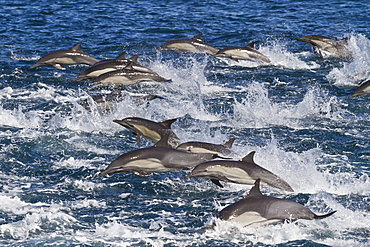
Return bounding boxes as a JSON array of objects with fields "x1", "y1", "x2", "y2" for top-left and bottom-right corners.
[
  {"x1": 215, "y1": 179, "x2": 336, "y2": 227},
  {"x1": 88, "y1": 62, "x2": 170, "y2": 89},
  {"x1": 157, "y1": 34, "x2": 219, "y2": 55},
  {"x1": 183, "y1": 151, "x2": 294, "y2": 191},
  {"x1": 211, "y1": 42, "x2": 271, "y2": 63},
  {"x1": 98, "y1": 136, "x2": 218, "y2": 177},
  {"x1": 113, "y1": 117, "x2": 180, "y2": 148},
  {"x1": 29, "y1": 42, "x2": 99, "y2": 70},
  {"x1": 349, "y1": 79, "x2": 370, "y2": 98},
  {"x1": 176, "y1": 138, "x2": 236, "y2": 157},
  {"x1": 295, "y1": 35, "x2": 352, "y2": 59},
  {"x1": 72, "y1": 53, "x2": 154, "y2": 82},
  {"x1": 79, "y1": 89, "x2": 164, "y2": 111}
]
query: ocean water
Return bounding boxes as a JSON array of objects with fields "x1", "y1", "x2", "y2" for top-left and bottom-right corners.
[{"x1": 0, "y1": 0, "x2": 369, "y2": 246}]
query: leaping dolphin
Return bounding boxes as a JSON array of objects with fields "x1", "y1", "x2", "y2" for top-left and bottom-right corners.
[
  {"x1": 295, "y1": 35, "x2": 352, "y2": 59},
  {"x1": 98, "y1": 136, "x2": 218, "y2": 177},
  {"x1": 215, "y1": 179, "x2": 336, "y2": 227},
  {"x1": 184, "y1": 151, "x2": 294, "y2": 192},
  {"x1": 113, "y1": 117, "x2": 180, "y2": 148},
  {"x1": 157, "y1": 34, "x2": 219, "y2": 55},
  {"x1": 29, "y1": 42, "x2": 99, "y2": 70},
  {"x1": 211, "y1": 42, "x2": 271, "y2": 63},
  {"x1": 72, "y1": 53, "x2": 154, "y2": 82},
  {"x1": 176, "y1": 138, "x2": 236, "y2": 157},
  {"x1": 349, "y1": 79, "x2": 370, "y2": 98},
  {"x1": 88, "y1": 62, "x2": 170, "y2": 89}
]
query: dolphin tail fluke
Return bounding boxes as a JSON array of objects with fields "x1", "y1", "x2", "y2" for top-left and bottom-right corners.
[{"x1": 314, "y1": 211, "x2": 336, "y2": 220}]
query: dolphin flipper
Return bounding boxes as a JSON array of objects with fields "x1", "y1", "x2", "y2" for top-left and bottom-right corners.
[{"x1": 211, "y1": 179, "x2": 224, "y2": 188}]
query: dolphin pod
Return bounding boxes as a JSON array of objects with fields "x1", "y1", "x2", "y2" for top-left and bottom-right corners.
[
  {"x1": 28, "y1": 34, "x2": 342, "y2": 231},
  {"x1": 214, "y1": 179, "x2": 336, "y2": 227}
]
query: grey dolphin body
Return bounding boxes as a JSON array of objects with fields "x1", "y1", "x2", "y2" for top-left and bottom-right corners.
[
  {"x1": 72, "y1": 53, "x2": 154, "y2": 82},
  {"x1": 295, "y1": 35, "x2": 352, "y2": 59},
  {"x1": 88, "y1": 63, "x2": 170, "y2": 89},
  {"x1": 98, "y1": 139, "x2": 217, "y2": 177},
  {"x1": 113, "y1": 117, "x2": 180, "y2": 147},
  {"x1": 349, "y1": 79, "x2": 370, "y2": 98},
  {"x1": 80, "y1": 90, "x2": 164, "y2": 111},
  {"x1": 30, "y1": 42, "x2": 99, "y2": 70},
  {"x1": 216, "y1": 179, "x2": 336, "y2": 227},
  {"x1": 212, "y1": 42, "x2": 271, "y2": 63},
  {"x1": 157, "y1": 34, "x2": 219, "y2": 55},
  {"x1": 176, "y1": 138, "x2": 236, "y2": 157},
  {"x1": 184, "y1": 151, "x2": 294, "y2": 191}
]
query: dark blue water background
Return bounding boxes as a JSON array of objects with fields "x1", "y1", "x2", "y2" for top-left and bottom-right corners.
[{"x1": 0, "y1": 0, "x2": 369, "y2": 246}]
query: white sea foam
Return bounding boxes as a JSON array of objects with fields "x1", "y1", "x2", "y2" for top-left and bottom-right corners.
[{"x1": 327, "y1": 33, "x2": 370, "y2": 86}]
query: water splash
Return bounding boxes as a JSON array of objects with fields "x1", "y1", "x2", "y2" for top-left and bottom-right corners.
[{"x1": 327, "y1": 33, "x2": 370, "y2": 86}]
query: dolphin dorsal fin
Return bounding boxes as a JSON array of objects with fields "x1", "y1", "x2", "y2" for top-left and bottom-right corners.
[
  {"x1": 241, "y1": 151, "x2": 256, "y2": 164},
  {"x1": 192, "y1": 34, "x2": 203, "y2": 40},
  {"x1": 128, "y1": 54, "x2": 141, "y2": 63},
  {"x1": 246, "y1": 179, "x2": 263, "y2": 198},
  {"x1": 159, "y1": 118, "x2": 177, "y2": 128},
  {"x1": 154, "y1": 133, "x2": 171, "y2": 147},
  {"x1": 246, "y1": 41, "x2": 256, "y2": 49},
  {"x1": 115, "y1": 51, "x2": 126, "y2": 60},
  {"x1": 223, "y1": 138, "x2": 236, "y2": 148},
  {"x1": 71, "y1": 42, "x2": 83, "y2": 51},
  {"x1": 124, "y1": 61, "x2": 134, "y2": 70}
]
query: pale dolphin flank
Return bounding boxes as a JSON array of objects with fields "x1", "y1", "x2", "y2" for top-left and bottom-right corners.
[
  {"x1": 88, "y1": 62, "x2": 170, "y2": 89},
  {"x1": 79, "y1": 89, "x2": 164, "y2": 111},
  {"x1": 215, "y1": 179, "x2": 336, "y2": 227},
  {"x1": 349, "y1": 79, "x2": 370, "y2": 98},
  {"x1": 72, "y1": 53, "x2": 154, "y2": 82},
  {"x1": 113, "y1": 117, "x2": 180, "y2": 147},
  {"x1": 295, "y1": 35, "x2": 352, "y2": 58},
  {"x1": 157, "y1": 34, "x2": 219, "y2": 55},
  {"x1": 98, "y1": 136, "x2": 218, "y2": 177},
  {"x1": 30, "y1": 42, "x2": 99, "y2": 70},
  {"x1": 176, "y1": 138, "x2": 236, "y2": 157},
  {"x1": 184, "y1": 151, "x2": 294, "y2": 191},
  {"x1": 211, "y1": 42, "x2": 271, "y2": 63}
]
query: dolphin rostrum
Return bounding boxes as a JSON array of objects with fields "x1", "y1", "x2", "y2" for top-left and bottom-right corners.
[
  {"x1": 176, "y1": 138, "x2": 236, "y2": 157},
  {"x1": 215, "y1": 179, "x2": 336, "y2": 227},
  {"x1": 184, "y1": 151, "x2": 294, "y2": 191},
  {"x1": 157, "y1": 34, "x2": 219, "y2": 55},
  {"x1": 72, "y1": 53, "x2": 154, "y2": 82},
  {"x1": 88, "y1": 62, "x2": 170, "y2": 89},
  {"x1": 113, "y1": 117, "x2": 180, "y2": 148},
  {"x1": 98, "y1": 136, "x2": 218, "y2": 177},
  {"x1": 295, "y1": 35, "x2": 352, "y2": 59},
  {"x1": 29, "y1": 42, "x2": 99, "y2": 70},
  {"x1": 348, "y1": 79, "x2": 370, "y2": 98},
  {"x1": 211, "y1": 42, "x2": 271, "y2": 63}
]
